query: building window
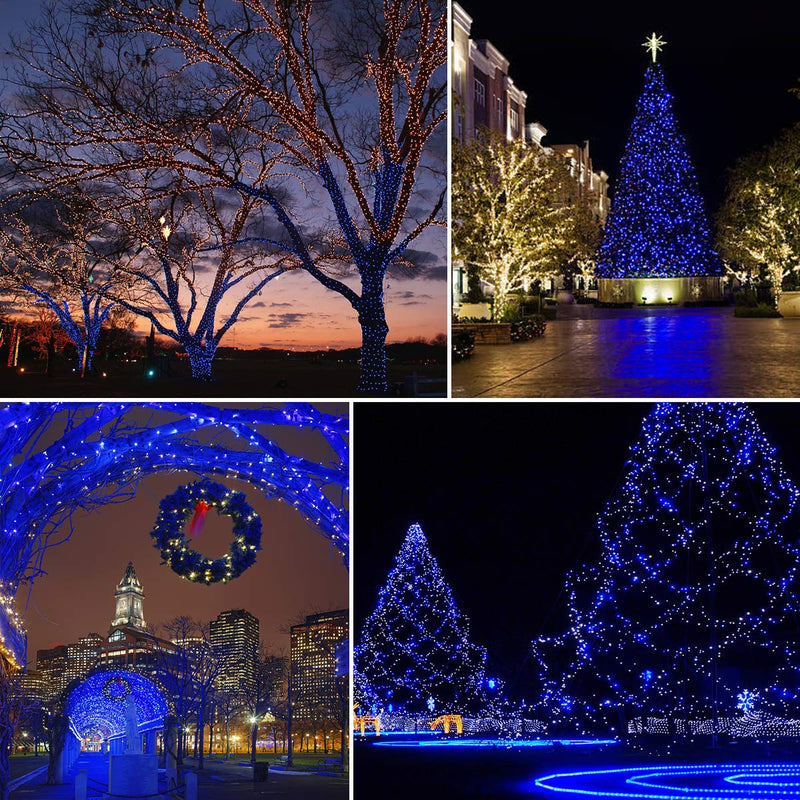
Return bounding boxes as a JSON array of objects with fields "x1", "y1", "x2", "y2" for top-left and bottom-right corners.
[
  {"x1": 474, "y1": 79, "x2": 485, "y2": 107},
  {"x1": 495, "y1": 96, "x2": 503, "y2": 126},
  {"x1": 510, "y1": 108, "x2": 519, "y2": 135}
]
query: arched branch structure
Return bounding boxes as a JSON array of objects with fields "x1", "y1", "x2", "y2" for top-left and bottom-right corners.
[{"x1": 0, "y1": 402, "x2": 349, "y2": 670}]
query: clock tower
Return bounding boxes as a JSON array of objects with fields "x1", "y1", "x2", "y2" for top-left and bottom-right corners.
[{"x1": 111, "y1": 562, "x2": 147, "y2": 631}]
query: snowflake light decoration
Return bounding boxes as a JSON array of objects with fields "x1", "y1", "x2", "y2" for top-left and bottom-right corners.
[{"x1": 737, "y1": 689, "x2": 758, "y2": 714}]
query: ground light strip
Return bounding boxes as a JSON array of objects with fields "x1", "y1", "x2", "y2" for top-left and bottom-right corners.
[{"x1": 534, "y1": 764, "x2": 800, "y2": 797}]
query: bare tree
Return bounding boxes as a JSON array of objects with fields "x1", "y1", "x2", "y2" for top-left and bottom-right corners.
[
  {"x1": 238, "y1": 646, "x2": 285, "y2": 765},
  {"x1": 2, "y1": 0, "x2": 447, "y2": 393},
  {"x1": 0, "y1": 190, "x2": 140, "y2": 377},
  {"x1": 150, "y1": 616, "x2": 223, "y2": 772}
]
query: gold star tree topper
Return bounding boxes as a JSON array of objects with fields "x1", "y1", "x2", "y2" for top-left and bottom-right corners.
[{"x1": 643, "y1": 33, "x2": 667, "y2": 63}]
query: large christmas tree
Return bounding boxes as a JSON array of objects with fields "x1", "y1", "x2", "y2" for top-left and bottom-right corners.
[
  {"x1": 355, "y1": 523, "x2": 488, "y2": 715},
  {"x1": 535, "y1": 404, "x2": 800, "y2": 732},
  {"x1": 596, "y1": 36, "x2": 723, "y2": 282}
]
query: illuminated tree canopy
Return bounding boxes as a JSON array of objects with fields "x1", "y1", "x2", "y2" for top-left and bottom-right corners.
[
  {"x1": 452, "y1": 132, "x2": 598, "y2": 319},
  {"x1": 355, "y1": 523, "x2": 488, "y2": 715},
  {"x1": 534, "y1": 403, "x2": 800, "y2": 731},
  {"x1": 717, "y1": 123, "x2": 800, "y2": 303}
]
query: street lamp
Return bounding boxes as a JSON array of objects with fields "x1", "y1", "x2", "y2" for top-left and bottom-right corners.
[{"x1": 249, "y1": 717, "x2": 258, "y2": 766}]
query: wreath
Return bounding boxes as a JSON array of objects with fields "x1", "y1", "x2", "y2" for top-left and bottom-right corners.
[
  {"x1": 150, "y1": 479, "x2": 262, "y2": 584},
  {"x1": 103, "y1": 676, "x2": 132, "y2": 702}
]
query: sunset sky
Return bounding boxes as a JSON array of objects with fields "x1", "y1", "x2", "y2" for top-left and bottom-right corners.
[{"x1": 0, "y1": 0, "x2": 447, "y2": 352}]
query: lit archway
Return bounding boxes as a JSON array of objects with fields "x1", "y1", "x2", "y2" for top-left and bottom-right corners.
[{"x1": 64, "y1": 668, "x2": 172, "y2": 745}]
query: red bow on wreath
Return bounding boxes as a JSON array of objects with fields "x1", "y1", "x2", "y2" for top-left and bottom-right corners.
[{"x1": 188, "y1": 501, "x2": 212, "y2": 538}]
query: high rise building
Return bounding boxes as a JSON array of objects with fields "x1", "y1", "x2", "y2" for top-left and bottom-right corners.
[
  {"x1": 18, "y1": 669, "x2": 48, "y2": 706},
  {"x1": 35, "y1": 644, "x2": 69, "y2": 697},
  {"x1": 290, "y1": 610, "x2": 348, "y2": 721},
  {"x1": 65, "y1": 633, "x2": 103, "y2": 685},
  {"x1": 210, "y1": 609, "x2": 259, "y2": 694}
]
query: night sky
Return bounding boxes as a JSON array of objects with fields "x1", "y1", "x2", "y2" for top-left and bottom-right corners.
[
  {"x1": 20, "y1": 402, "x2": 349, "y2": 667},
  {"x1": 354, "y1": 401, "x2": 800, "y2": 701},
  {"x1": 459, "y1": 0, "x2": 800, "y2": 212}
]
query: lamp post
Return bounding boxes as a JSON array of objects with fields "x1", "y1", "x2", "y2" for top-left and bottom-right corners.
[{"x1": 249, "y1": 717, "x2": 257, "y2": 766}]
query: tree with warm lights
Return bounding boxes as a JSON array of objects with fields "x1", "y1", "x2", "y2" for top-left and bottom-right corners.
[
  {"x1": 355, "y1": 523, "x2": 488, "y2": 715},
  {"x1": 1, "y1": 0, "x2": 446, "y2": 393},
  {"x1": 717, "y1": 124, "x2": 800, "y2": 305},
  {"x1": 452, "y1": 132, "x2": 590, "y2": 319},
  {"x1": 0, "y1": 403, "x2": 348, "y2": 795},
  {"x1": 534, "y1": 403, "x2": 800, "y2": 736},
  {"x1": 0, "y1": 190, "x2": 139, "y2": 378}
]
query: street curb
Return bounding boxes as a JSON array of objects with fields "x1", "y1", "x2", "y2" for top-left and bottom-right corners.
[{"x1": 9, "y1": 764, "x2": 48, "y2": 791}]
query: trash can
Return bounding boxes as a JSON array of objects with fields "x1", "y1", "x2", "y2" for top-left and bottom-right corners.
[{"x1": 253, "y1": 762, "x2": 269, "y2": 782}]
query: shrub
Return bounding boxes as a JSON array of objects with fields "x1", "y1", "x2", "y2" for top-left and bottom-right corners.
[
  {"x1": 452, "y1": 329, "x2": 476, "y2": 360},
  {"x1": 734, "y1": 303, "x2": 782, "y2": 318},
  {"x1": 510, "y1": 315, "x2": 547, "y2": 342}
]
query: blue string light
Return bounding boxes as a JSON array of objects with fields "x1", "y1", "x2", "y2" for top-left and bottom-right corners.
[
  {"x1": 355, "y1": 523, "x2": 489, "y2": 715},
  {"x1": 595, "y1": 63, "x2": 723, "y2": 280},
  {"x1": 533, "y1": 403, "x2": 800, "y2": 735},
  {"x1": 535, "y1": 764, "x2": 800, "y2": 798},
  {"x1": 64, "y1": 668, "x2": 171, "y2": 742}
]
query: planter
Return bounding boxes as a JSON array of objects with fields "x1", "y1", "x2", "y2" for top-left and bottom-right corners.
[
  {"x1": 778, "y1": 291, "x2": 800, "y2": 317},
  {"x1": 452, "y1": 323, "x2": 512, "y2": 345}
]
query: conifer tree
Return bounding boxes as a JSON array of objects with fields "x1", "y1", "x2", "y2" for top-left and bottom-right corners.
[
  {"x1": 355, "y1": 523, "x2": 488, "y2": 715},
  {"x1": 596, "y1": 49, "x2": 723, "y2": 279},
  {"x1": 535, "y1": 404, "x2": 800, "y2": 731}
]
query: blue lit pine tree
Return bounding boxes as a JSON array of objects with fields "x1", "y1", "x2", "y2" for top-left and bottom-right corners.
[
  {"x1": 534, "y1": 403, "x2": 800, "y2": 736},
  {"x1": 595, "y1": 36, "x2": 723, "y2": 302},
  {"x1": 355, "y1": 523, "x2": 488, "y2": 716}
]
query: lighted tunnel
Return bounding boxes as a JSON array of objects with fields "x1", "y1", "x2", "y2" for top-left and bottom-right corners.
[{"x1": 64, "y1": 668, "x2": 172, "y2": 744}]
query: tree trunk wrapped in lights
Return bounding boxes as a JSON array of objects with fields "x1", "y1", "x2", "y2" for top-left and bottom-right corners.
[
  {"x1": 355, "y1": 523, "x2": 488, "y2": 716},
  {"x1": 534, "y1": 403, "x2": 800, "y2": 735},
  {"x1": 2, "y1": 0, "x2": 446, "y2": 394},
  {"x1": 0, "y1": 191, "x2": 136, "y2": 378}
]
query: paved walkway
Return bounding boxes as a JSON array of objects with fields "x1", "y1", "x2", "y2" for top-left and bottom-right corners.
[
  {"x1": 452, "y1": 306, "x2": 800, "y2": 398},
  {"x1": 10, "y1": 753, "x2": 348, "y2": 799}
]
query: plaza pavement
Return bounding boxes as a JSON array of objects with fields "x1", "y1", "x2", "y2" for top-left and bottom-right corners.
[
  {"x1": 452, "y1": 305, "x2": 800, "y2": 398},
  {"x1": 10, "y1": 752, "x2": 348, "y2": 799}
]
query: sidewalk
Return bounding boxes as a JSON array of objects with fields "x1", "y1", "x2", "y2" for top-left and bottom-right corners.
[
  {"x1": 11, "y1": 753, "x2": 348, "y2": 799},
  {"x1": 452, "y1": 306, "x2": 800, "y2": 397}
]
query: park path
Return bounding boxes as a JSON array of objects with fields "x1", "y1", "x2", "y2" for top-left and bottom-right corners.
[
  {"x1": 452, "y1": 306, "x2": 800, "y2": 398},
  {"x1": 10, "y1": 753, "x2": 348, "y2": 799}
]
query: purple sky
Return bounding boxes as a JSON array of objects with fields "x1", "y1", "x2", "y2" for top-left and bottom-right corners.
[{"x1": 18, "y1": 402, "x2": 349, "y2": 666}]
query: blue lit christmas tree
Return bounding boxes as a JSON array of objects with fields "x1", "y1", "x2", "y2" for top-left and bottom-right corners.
[
  {"x1": 596, "y1": 35, "x2": 723, "y2": 284},
  {"x1": 355, "y1": 523, "x2": 488, "y2": 715},
  {"x1": 534, "y1": 404, "x2": 800, "y2": 734}
]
